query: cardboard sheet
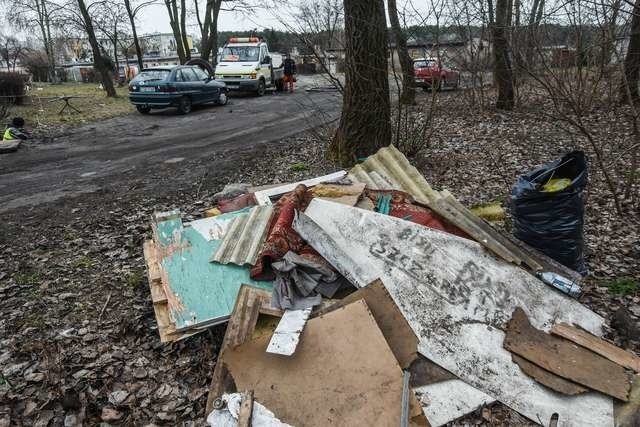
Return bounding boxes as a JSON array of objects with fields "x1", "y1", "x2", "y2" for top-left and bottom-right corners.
[{"x1": 224, "y1": 299, "x2": 425, "y2": 426}]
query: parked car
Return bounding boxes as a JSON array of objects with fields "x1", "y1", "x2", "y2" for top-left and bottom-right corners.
[
  {"x1": 128, "y1": 66, "x2": 228, "y2": 114},
  {"x1": 413, "y1": 58, "x2": 460, "y2": 91}
]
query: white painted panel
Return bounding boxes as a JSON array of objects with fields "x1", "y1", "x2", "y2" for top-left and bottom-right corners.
[
  {"x1": 266, "y1": 308, "x2": 312, "y2": 356},
  {"x1": 414, "y1": 379, "x2": 495, "y2": 427},
  {"x1": 294, "y1": 199, "x2": 614, "y2": 427},
  {"x1": 254, "y1": 171, "x2": 347, "y2": 205}
]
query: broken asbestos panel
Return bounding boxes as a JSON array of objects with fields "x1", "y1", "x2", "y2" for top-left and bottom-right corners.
[
  {"x1": 511, "y1": 354, "x2": 588, "y2": 395},
  {"x1": 153, "y1": 211, "x2": 273, "y2": 331},
  {"x1": 266, "y1": 308, "x2": 312, "y2": 356},
  {"x1": 294, "y1": 199, "x2": 613, "y2": 427},
  {"x1": 224, "y1": 299, "x2": 425, "y2": 426},
  {"x1": 505, "y1": 307, "x2": 631, "y2": 401},
  {"x1": 414, "y1": 379, "x2": 494, "y2": 427},
  {"x1": 211, "y1": 205, "x2": 274, "y2": 266}
]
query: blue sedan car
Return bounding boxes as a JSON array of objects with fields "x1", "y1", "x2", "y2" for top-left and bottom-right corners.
[{"x1": 128, "y1": 66, "x2": 228, "y2": 115}]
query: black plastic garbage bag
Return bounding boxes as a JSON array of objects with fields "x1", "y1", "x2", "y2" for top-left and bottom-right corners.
[{"x1": 510, "y1": 151, "x2": 588, "y2": 275}]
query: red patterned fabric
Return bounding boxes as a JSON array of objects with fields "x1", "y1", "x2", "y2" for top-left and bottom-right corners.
[
  {"x1": 217, "y1": 193, "x2": 257, "y2": 213},
  {"x1": 365, "y1": 189, "x2": 470, "y2": 239},
  {"x1": 251, "y1": 184, "x2": 318, "y2": 281}
]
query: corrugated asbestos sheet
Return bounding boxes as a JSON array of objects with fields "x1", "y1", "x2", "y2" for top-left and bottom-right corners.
[
  {"x1": 348, "y1": 145, "x2": 439, "y2": 203},
  {"x1": 211, "y1": 205, "x2": 274, "y2": 266}
]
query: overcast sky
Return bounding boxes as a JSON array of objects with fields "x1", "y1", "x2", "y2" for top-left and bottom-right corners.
[{"x1": 133, "y1": 1, "x2": 434, "y2": 37}]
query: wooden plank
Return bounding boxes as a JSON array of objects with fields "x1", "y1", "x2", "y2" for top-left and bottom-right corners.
[
  {"x1": 505, "y1": 307, "x2": 631, "y2": 401},
  {"x1": 223, "y1": 300, "x2": 425, "y2": 426},
  {"x1": 439, "y1": 191, "x2": 543, "y2": 271},
  {"x1": 205, "y1": 285, "x2": 282, "y2": 414},
  {"x1": 295, "y1": 199, "x2": 614, "y2": 426},
  {"x1": 512, "y1": 354, "x2": 588, "y2": 395},
  {"x1": 143, "y1": 240, "x2": 162, "y2": 284},
  {"x1": 313, "y1": 279, "x2": 418, "y2": 369},
  {"x1": 551, "y1": 323, "x2": 640, "y2": 373},
  {"x1": 237, "y1": 390, "x2": 254, "y2": 427}
]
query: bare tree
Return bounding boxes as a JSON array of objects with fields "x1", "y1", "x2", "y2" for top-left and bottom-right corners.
[
  {"x1": 0, "y1": 35, "x2": 28, "y2": 71},
  {"x1": 622, "y1": 0, "x2": 640, "y2": 101},
  {"x1": 388, "y1": 0, "x2": 415, "y2": 105},
  {"x1": 76, "y1": 0, "x2": 117, "y2": 96},
  {"x1": 124, "y1": 0, "x2": 157, "y2": 70},
  {"x1": 329, "y1": 0, "x2": 390, "y2": 166},
  {"x1": 5, "y1": 0, "x2": 63, "y2": 81},
  {"x1": 493, "y1": 0, "x2": 514, "y2": 109},
  {"x1": 164, "y1": 0, "x2": 190, "y2": 63}
]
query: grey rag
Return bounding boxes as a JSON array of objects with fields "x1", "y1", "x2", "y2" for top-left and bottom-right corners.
[{"x1": 271, "y1": 251, "x2": 347, "y2": 310}]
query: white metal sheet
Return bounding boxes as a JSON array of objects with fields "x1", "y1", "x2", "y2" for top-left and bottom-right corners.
[
  {"x1": 293, "y1": 199, "x2": 613, "y2": 427},
  {"x1": 266, "y1": 308, "x2": 312, "y2": 356}
]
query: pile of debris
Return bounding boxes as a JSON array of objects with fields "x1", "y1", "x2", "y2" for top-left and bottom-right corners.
[{"x1": 142, "y1": 145, "x2": 639, "y2": 426}]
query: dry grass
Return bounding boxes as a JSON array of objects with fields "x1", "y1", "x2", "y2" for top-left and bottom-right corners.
[{"x1": 6, "y1": 83, "x2": 133, "y2": 131}]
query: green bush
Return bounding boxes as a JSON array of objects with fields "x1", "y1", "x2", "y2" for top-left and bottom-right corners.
[{"x1": 0, "y1": 72, "x2": 26, "y2": 105}]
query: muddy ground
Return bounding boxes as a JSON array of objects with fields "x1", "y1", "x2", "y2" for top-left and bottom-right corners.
[{"x1": 1, "y1": 88, "x2": 639, "y2": 426}]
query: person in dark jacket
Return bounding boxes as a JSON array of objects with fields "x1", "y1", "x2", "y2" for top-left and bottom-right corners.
[
  {"x1": 283, "y1": 53, "x2": 297, "y2": 93},
  {"x1": 2, "y1": 117, "x2": 29, "y2": 141}
]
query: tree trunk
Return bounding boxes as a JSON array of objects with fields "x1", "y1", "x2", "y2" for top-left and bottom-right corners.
[
  {"x1": 493, "y1": 0, "x2": 514, "y2": 109},
  {"x1": 124, "y1": 0, "x2": 144, "y2": 71},
  {"x1": 198, "y1": 0, "x2": 221, "y2": 63},
  {"x1": 622, "y1": 0, "x2": 640, "y2": 102},
  {"x1": 78, "y1": 0, "x2": 117, "y2": 97},
  {"x1": 165, "y1": 0, "x2": 186, "y2": 63},
  {"x1": 329, "y1": 0, "x2": 391, "y2": 166},
  {"x1": 180, "y1": 0, "x2": 191, "y2": 61},
  {"x1": 387, "y1": 0, "x2": 415, "y2": 105}
]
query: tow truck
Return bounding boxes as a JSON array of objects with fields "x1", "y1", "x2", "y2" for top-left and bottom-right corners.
[{"x1": 214, "y1": 37, "x2": 285, "y2": 96}]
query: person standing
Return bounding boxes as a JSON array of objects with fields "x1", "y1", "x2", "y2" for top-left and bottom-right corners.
[{"x1": 283, "y1": 53, "x2": 297, "y2": 93}]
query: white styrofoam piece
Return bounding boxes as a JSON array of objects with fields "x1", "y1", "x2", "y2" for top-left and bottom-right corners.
[
  {"x1": 414, "y1": 379, "x2": 495, "y2": 427},
  {"x1": 294, "y1": 198, "x2": 613, "y2": 427},
  {"x1": 254, "y1": 171, "x2": 347, "y2": 205},
  {"x1": 266, "y1": 308, "x2": 313, "y2": 356}
]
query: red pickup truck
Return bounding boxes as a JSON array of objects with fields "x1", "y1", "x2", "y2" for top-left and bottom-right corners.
[{"x1": 413, "y1": 58, "x2": 460, "y2": 91}]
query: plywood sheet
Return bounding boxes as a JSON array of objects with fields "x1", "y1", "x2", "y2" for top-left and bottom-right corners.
[
  {"x1": 312, "y1": 279, "x2": 418, "y2": 369},
  {"x1": 294, "y1": 199, "x2": 614, "y2": 426},
  {"x1": 224, "y1": 300, "x2": 423, "y2": 426},
  {"x1": 505, "y1": 307, "x2": 631, "y2": 401},
  {"x1": 551, "y1": 323, "x2": 640, "y2": 373},
  {"x1": 511, "y1": 354, "x2": 588, "y2": 395}
]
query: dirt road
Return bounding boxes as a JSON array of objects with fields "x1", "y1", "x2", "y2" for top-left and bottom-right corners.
[{"x1": 0, "y1": 87, "x2": 340, "y2": 212}]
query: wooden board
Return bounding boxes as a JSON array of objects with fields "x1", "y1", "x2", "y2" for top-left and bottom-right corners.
[
  {"x1": 224, "y1": 300, "x2": 424, "y2": 426},
  {"x1": 295, "y1": 199, "x2": 614, "y2": 426},
  {"x1": 511, "y1": 354, "x2": 588, "y2": 395},
  {"x1": 505, "y1": 307, "x2": 631, "y2": 401},
  {"x1": 551, "y1": 323, "x2": 640, "y2": 373},
  {"x1": 205, "y1": 285, "x2": 280, "y2": 413},
  {"x1": 312, "y1": 279, "x2": 418, "y2": 369}
]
